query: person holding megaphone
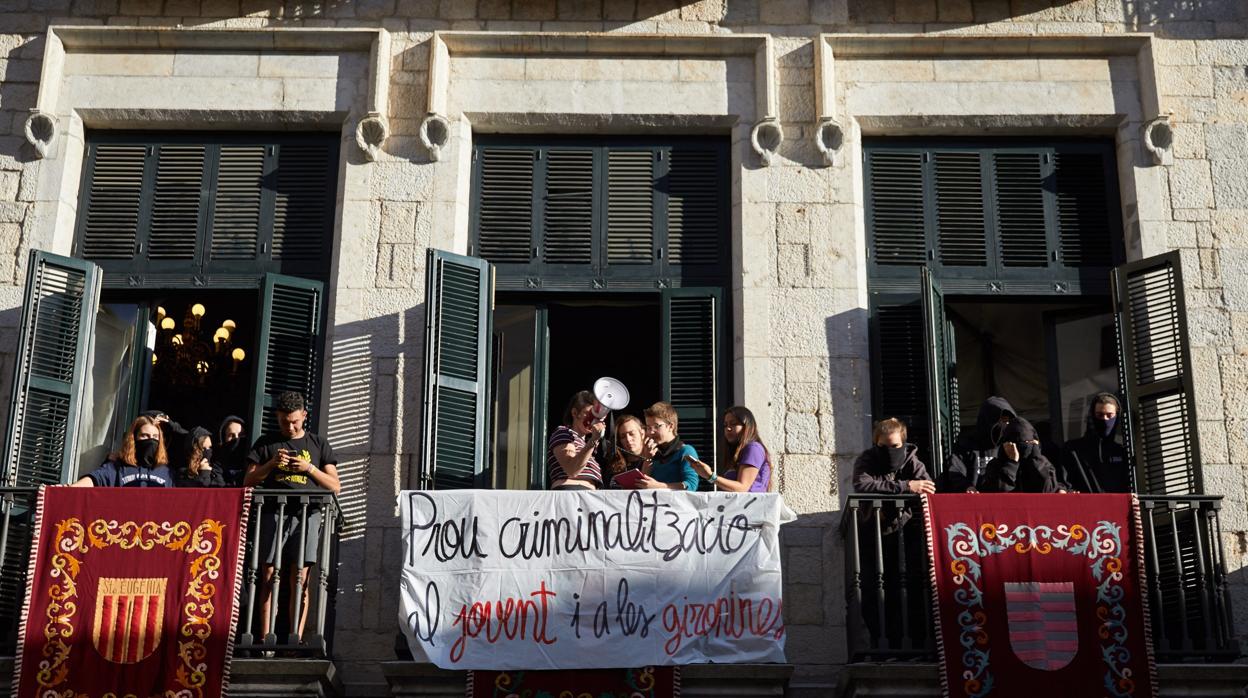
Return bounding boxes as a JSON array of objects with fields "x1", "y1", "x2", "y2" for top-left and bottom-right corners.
[{"x1": 547, "y1": 390, "x2": 607, "y2": 490}]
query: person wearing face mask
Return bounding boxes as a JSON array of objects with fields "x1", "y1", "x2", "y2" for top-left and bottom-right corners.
[
  {"x1": 175, "y1": 427, "x2": 226, "y2": 488},
  {"x1": 214, "y1": 416, "x2": 248, "y2": 486},
  {"x1": 1060, "y1": 393, "x2": 1130, "y2": 493},
  {"x1": 73, "y1": 415, "x2": 173, "y2": 487},
  {"x1": 851, "y1": 417, "x2": 933, "y2": 650},
  {"x1": 978, "y1": 417, "x2": 1061, "y2": 494},
  {"x1": 937, "y1": 396, "x2": 1016, "y2": 493}
]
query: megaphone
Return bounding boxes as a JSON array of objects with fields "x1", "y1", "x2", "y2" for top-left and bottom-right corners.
[{"x1": 592, "y1": 376, "x2": 630, "y2": 419}]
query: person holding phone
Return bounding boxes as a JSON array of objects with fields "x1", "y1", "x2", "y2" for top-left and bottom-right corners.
[
  {"x1": 686, "y1": 406, "x2": 773, "y2": 492},
  {"x1": 547, "y1": 391, "x2": 606, "y2": 490},
  {"x1": 636, "y1": 402, "x2": 700, "y2": 492},
  {"x1": 244, "y1": 391, "x2": 340, "y2": 646}
]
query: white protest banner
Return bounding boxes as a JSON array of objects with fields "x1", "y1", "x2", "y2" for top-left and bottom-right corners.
[{"x1": 398, "y1": 489, "x2": 794, "y2": 670}]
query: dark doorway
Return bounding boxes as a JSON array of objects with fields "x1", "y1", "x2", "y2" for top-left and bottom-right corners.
[
  {"x1": 78, "y1": 289, "x2": 258, "y2": 474},
  {"x1": 545, "y1": 300, "x2": 662, "y2": 433},
  {"x1": 947, "y1": 297, "x2": 1117, "y2": 454}
]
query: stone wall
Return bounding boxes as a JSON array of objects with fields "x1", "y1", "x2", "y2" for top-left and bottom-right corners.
[{"x1": 0, "y1": 1, "x2": 1245, "y2": 696}]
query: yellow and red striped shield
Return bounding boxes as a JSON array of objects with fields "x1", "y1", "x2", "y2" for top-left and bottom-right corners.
[{"x1": 91, "y1": 577, "x2": 168, "y2": 664}]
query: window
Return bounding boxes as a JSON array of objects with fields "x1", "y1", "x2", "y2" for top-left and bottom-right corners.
[
  {"x1": 471, "y1": 137, "x2": 730, "y2": 290},
  {"x1": 76, "y1": 133, "x2": 339, "y2": 287},
  {"x1": 864, "y1": 140, "x2": 1199, "y2": 495}
]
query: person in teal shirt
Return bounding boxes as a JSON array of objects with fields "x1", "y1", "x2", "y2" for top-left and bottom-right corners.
[{"x1": 636, "y1": 401, "x2": 701, "y2": 492}]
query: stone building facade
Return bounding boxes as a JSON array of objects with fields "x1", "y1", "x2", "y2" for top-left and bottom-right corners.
[{"x1": 0, "y1": 0, "x2": 1246, "y2": 696}]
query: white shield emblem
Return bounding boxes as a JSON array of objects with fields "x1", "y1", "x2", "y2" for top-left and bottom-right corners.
[{"x1": 1005, "y1": 581, "x2": 1078, "y2": 671}]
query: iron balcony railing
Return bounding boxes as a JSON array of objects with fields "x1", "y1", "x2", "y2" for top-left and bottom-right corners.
[
  {"x1": 841, "y1": 493, "x2": 1238, "y2": 664},
  {"x1": 0, "y1": 487, "x2": 340, "y2": 658}
]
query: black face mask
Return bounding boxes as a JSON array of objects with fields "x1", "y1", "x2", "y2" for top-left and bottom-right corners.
[
  {"x1": 1018, "y1": 442, "x2": 1037, "y2": 460},
  {"x1": 201, "y1": 447, "x2": 214, "y2": 464},
  {"x1": 877, "y1": 445, "x2": 907, "y2": 471},
  {"x1": 135, "y1": 439, "x2": 159, "y2": 468}
]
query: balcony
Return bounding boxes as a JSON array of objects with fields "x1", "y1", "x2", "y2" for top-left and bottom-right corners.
[
  {"x1": 838, "y1": 494, "x2": 1247, "y2": 697},
  {"x1": 0, "y1": 488, "x2": 343, "y2": 698}
]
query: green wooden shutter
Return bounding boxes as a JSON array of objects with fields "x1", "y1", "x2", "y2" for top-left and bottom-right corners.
[
  {"x1": 421, "y1": 249, "x2": 494, "y2": 489},
  {"x1": 249, "y1": 274, "x2": 325, "y2": 436},
  {"x1": 271, "y1": 141, "x2": 335, "y2": 266},
  {"x1": 661, "y1": 288, "x2": 721, "y2": 469},
  {"x1": 2, "y1": 251, "x2": 102, "y2": 486},
  {"x1": 933, "y1": 151, "x2": 988, "y2": 267},
  {"x1": 210, "y1": 144, "x2": 266, "y2": 261},
  {"x1": 866, "y1": 150, "x2": 927, "y2": 266},
  {"x1": 147, "y1": 144, "x2": 206, "y2": 261},
  {"x1": 475, "y1": 147, "x2": 536, "y2": 264},
  {"x1": 1054, "y1": 151, "x2": 1115, "y2": 267},
  {"x1": 606, "y1": 149, "x2": 655, "y2": 265},
  {"x1": 542, "y1": 148, "x2": 594, "y2": 265},
  {"x1": 665, "y1": 146, "x2": 724, "y2": 268},
  {"x1": 921, "y1": 267, "x2": 958, "y2": 471},
  {"x1": 992, "y1": 152, "x2": 1049, "y2": 268},
  {"x1": 869, "y1": 295, "x2": 930, "y2": 464},
  {"x1": 1113, "y1": 251, "x2": 1201, "y2": 495},
  {"x1": 78, "y1": 144, "x2": 146, "y2": 260}
]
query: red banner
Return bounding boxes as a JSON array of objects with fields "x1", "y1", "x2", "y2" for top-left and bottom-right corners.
[
  {"x1": 14, "y1": 486, "x2": 250, "y2": 698},
  {"x1": 923, "y1": 494, "x2": 1156, "y2": 698}
]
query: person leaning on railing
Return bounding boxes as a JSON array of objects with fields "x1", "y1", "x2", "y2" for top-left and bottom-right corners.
[
  {"x1": 72, "y1": 415, "x2": 174, "y2": 488},
  {"x1": 978, "y1": 417, "x2": 1061, "y2": 494},
  {"x1": 687, "y1": 406, "x2": 774, "y2": 492},
  {"x1": 850, "y1": 417, "x2": 933, "y2": 651},
  {"x1": 547, "y1": 391, "x2": 607, "y2": 490},
  {"x1": 244, "y1": 391, "x2": 341, "y2": 645}
]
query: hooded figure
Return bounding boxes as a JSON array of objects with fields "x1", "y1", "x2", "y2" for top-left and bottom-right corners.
[
  {"x1": 937, "y1": 396, "x2": 1016, "y2": 493},
  {"x1": 852, "y1": 441, "x2": 932, "y2": 534},
  {"x1": 1060, "y1": 393, "x2": 1130, "y2": 493},
  {"x1": 174, "y1": 426, "x2": 226, "y2": 488},
  {"x1": 979, "y1": 417, "x2": 1060, "y2": 493},
  {"x1": 215, "y1": 415, "x2": 248, "y2": 486}
]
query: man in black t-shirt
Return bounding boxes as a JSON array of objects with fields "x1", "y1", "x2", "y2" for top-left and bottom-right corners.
[{"x1": 245, "y1": 391, "x2": 340, "y2": 643}]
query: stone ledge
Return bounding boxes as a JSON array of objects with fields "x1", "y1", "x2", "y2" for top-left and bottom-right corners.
[
  {"x1": 380, "y1": 661, "x2": 792, "y2": 698},
  {"x1": 228, "y1": 658, "x2": 343, "y2": 698},
  {"x1": 835, "y1": 662, "x2": 1248, "y2": 698}
]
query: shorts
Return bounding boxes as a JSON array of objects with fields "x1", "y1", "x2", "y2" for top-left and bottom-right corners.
[{"x1": 258, "y1": 507, "x2": 323, "y2": 568}]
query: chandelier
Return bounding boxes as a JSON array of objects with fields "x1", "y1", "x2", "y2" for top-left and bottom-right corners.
[{"x1": 152, "y1": 303, "x2": 246, "y2": 387}]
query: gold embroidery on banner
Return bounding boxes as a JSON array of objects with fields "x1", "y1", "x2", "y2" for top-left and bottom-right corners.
[{"x1": 35, "y1": 517, "x2": 228, "y2": 698}]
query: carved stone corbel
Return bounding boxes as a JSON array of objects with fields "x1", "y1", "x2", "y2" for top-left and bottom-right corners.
[
  {"x1": 354, "y1": 112, "x2": 389, "y2": 162},
  {"x1": 1142, "y1": 115, "x2": 1174, "y2": 167},
  {"x1": 24, "y1": 109, "x2": 57, "y2": 159},
  {"x1": 815, "y1": 117, "x2": 846, "y2": 167},
  {"x1": 750, "y1": 117, "x2": 783, "y2": 167},
  {"x1": 419, "y1": 112, "x2": 450, "y2": 163}
]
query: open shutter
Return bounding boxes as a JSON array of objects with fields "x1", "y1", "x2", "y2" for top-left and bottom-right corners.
[
  {"x1": 921, "y1": 267, "x2": 957, "y2": 472},
  {"x1": 1113, "y1": 252, "x2": 1201, "y2": 495},
  {"x1": 2, "y1": 251, "x2": 102, "y2": 486},
  {"x1": 249, "y1": 274, "x2": 325, "y2": 436},
  {"x1": 421, "y1": 249, "x2": 494, "y2": 489},
  {"x1": 661, "y1": 288, "x2": 720, "y2": 470},
  {"x1": 870, "y1": 295, "x2": 931, "y2": 466}
]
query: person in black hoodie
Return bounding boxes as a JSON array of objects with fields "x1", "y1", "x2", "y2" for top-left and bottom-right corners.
[
  {"x1": 174, "y1": 427, "x2": 226, "y2": 488},
  {"x1": 851, "y1": 417, "x2": 933, "y2": 652},
  {"x1": 979, "y1": 417, "x2": 1061, "y2": 493},
  {"x1": 1061, "y1": 392, "x2": 1131, "y2": 493},
  {"x1": 937, "y1": 396, "x2": 1016, "y2": 493},
  {"x1": 215, "y1": 415, "x2": 248, "y2": 486}
]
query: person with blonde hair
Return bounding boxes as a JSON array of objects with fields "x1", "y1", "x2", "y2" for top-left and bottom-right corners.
[
  {"x1": 852, "y1": 417, "x2": 934, "y2": 498},
  {"x1": 636, "y1": 402, "x2": 699, "y2": 491},
  {"x1": 687, "y1": 406, "x2": 773, "y2": 492},
  {"x1": 73, "y1": 414, "x2": 173, "y2": 487}
]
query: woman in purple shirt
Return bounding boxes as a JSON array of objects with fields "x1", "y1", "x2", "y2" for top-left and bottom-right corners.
[{"x1": 688, "y1": 406, "x2": 772, "y2": 492}]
